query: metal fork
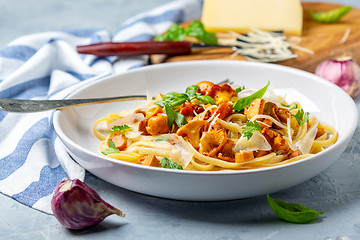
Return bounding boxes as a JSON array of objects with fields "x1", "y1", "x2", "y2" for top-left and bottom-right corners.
[
  {"x1": 0, "y1": 80, "x2": 234, "y2": 113},
  {"x1": 0, "y1": 95, "x2": 147, "y2": 113}
]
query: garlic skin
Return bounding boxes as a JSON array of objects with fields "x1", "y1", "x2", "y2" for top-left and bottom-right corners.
[
  {"x1": 51, "y1": 178, "x2": 125, "y2": 229},
  {"x1": 315, "y1": 58, "x2": 360, "y2": 98}
]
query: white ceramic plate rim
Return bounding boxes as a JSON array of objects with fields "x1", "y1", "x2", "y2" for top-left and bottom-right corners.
[{"x1": 53, "y1": 60, "x2": 358, "y2": 176}]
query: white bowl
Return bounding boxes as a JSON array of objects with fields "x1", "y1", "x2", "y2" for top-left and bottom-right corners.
[{"x1": 53, "y1": 60, "x2": 358, "y2": 201}]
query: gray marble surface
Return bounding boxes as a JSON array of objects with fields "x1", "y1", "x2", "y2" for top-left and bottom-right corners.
[{"x1": 1, "y1": 0, "x2": 360, "y2": 239}]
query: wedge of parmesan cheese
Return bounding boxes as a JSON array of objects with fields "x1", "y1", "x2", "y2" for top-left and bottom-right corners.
[{"x1": 201, "y1": 0, "x2": 303, "y2": 35}]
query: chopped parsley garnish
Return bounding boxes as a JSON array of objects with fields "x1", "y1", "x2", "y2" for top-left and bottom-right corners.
[
  {"x1": 281, "y1": 103, "x2": 298, "y2": 111},
  {"x1": 233, "y1": 81, "x2": 270, "y2": 112},
  {"x1": 101, "y1": 140, "x2": 120, "y2": 155},
  {"x1": 293, "y1": 108, "x2": 309, "y2": 126},
  {"x1": 109, "y1": 125, "x2": 131, "y2": 133},
  {"x1": 289, "y1": 104, "x2": 299, "y2": 111},
  {"x1": 160, "y1": 157, "x2": 183, "y2": 170},
  {"x1": 267, "y1": 194, "x2": 324, "y2": 223},
  {"x1": 242, "y1": 121, "x2": 262, "y2": 140},
  {"x1": 155, "y1": 20, "x2": 217, "y2": 44}
]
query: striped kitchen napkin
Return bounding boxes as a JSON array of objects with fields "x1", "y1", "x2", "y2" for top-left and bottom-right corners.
[{"x1": 0, "y1": 0, "x2": 202, "y2": 214}]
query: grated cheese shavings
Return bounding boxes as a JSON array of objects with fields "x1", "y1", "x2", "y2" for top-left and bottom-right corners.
[
  {"x1": 208, "y1": 113, "x2": 220, "y2": 132},
  {"x1": 225, "y1": 29, "x2": 298, "y2": 62},
  {"x1": 339, "y1": 27, "x2": 351, "y2": 44},
  {"x1": 288, "y1": 42, "x2": 314, "y2": 55}
]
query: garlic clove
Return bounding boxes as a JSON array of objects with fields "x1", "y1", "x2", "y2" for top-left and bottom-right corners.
[{"x1": 51, "y1": 177, "x2": 125, "y2": 230}]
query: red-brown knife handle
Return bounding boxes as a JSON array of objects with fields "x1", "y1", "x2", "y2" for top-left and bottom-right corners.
[{"x1": 76, "y1": 41, "x2": 192, "y2": 57}]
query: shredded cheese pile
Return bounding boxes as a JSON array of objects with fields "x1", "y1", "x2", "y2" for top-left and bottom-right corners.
[{"x1": 219, "y1": 29, "x2": 297, "y2": 62}]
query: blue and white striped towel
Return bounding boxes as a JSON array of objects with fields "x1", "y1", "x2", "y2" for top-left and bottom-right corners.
[{"x1": 0, "y1": 0, "x2": 202, "y2": 214}]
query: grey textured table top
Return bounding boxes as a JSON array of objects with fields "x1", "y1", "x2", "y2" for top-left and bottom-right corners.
[{"x1": 1, "y1": 0, "x2": 360, "y2": 239}]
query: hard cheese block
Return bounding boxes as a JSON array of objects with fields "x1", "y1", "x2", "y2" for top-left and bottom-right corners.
[{"x1": 201, "y1": 0, "x2": 303, "y2": 35}]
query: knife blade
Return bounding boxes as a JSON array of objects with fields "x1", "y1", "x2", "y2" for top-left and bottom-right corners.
[{"x1": 76, "y1": 41, "x2": 232, "y2": 57}]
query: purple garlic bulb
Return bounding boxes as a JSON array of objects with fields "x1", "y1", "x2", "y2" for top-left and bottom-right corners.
[
  {"x1": 315, "y1": 52, "x2": 360, "y2": 98},
  {"x1": 51, "y1": 177, "x2": 125, "y2": 229}
]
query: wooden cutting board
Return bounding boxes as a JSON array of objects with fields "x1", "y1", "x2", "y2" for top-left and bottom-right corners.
[{"x1": 157, "y1": 2, "x2": 360, "y2": 73}]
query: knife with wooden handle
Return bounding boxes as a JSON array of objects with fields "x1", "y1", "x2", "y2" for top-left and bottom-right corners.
[{"x1": 76, "y1": 41, "x2": 231, "y2": 57}]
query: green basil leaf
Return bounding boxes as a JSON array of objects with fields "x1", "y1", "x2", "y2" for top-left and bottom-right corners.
[
  {"x1": 172, "y1": 107, "x2": 188, "y2": 128},
  {"x1": 154, "y1": 24, "x2": 187, "y2": 41},
  {"x1": 185, "y1": 20, "x2": 218, "y2": 44},
  {"x1": 233, "y1": 81, "x2": 270, "y2": 112},
  {"x1": 195, "y1": 94, "x2": 216, "y2": 105},
  {"x1": 242, "y1": 121, "x2": 262, "y2": 140},
  {"x1": 185, "y1": 85, "x2": 216, "y2": 105},
  {"x1": 160, "y1": 157, "x2": 183, "y2": 170},
  {"x1": 309, "y1": 6, "x2": 352, "y2": 23},
  {"x1": 185, "y1": 85, "x2": 199, "y2": 99},
  {"x1": 155, "y1": 101, "x2": 187, "y2": 129},
  {"x1": 267, "y1": 194, "x2": 324, "y2": 223},
  {"x1": 163, "y1": 92, "x2": 189, "y2": 107}
]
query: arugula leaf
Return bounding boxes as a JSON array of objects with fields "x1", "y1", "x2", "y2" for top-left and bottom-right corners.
[
  {"x1": 281, "y1": 103, "x2": 290, "y2": 108},
  {"x1": 293, "y1": 108, "x2": 309, "y2": 126},
  {"x1": 155, "y1": 101, "x2": 187, "y2": 129},
  {"x1": 267, "y1": 194, "x2": 324, "y2": 223},
  {"x1": 233, "y1": 81, "x2": 270, "y2": 112},
  {"x1": 155, "y1": 20, "x2": 218, "y2": 44},
  {"x1": 160, "y1": 157, "x2": 183, "y2": 170},
  {"x1": 109, "y1": 125, "x2": 131, "y2": 133},
  {"x1": 235, "y1": 86, "x2": 245, "y2": 94},
  {"x1": 102, "y1": 140, "x2": 120, "y2": 155},
  {"x1": 185, "y1": 20, "x2": 218, "y2": 44},
  {"x1": 163, "y1": 92, "x2": 189, "y2": 107},
  {"x1": 154, "y1": 24, "x2": 187, "y2": 41},
  {"x1": 242, "y1": 121, "x2": 262, "y2": 140},
  {"x1": 309, "y1": 6, "x2": 352, "y2": 23}
]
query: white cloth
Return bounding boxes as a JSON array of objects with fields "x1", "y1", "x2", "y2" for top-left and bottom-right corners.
[{"x1": 0, "y1": 0, "x2": 201, "y2": 214}]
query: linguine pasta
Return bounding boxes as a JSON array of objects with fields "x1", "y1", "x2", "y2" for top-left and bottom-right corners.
[{"x1": 93, "y1": 81, "x2": 337, "y2": 171}]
